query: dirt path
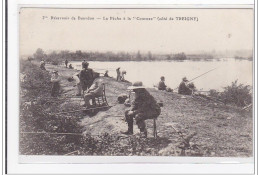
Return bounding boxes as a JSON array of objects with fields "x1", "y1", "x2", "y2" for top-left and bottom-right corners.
[{"x1": 45, "y1": 63, "x2": 253, "y2": 157}]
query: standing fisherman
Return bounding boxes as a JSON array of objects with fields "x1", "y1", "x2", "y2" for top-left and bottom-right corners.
[
  {"x1": 104, "y1": 70, "x2": 109, "y2": 77},
  {"x1": 79, "y1": 62, "x2": 94, "y2": 92},
  {"x1": 65, "y1": 59, "x2": 68, "y2": 68},
  {"x1": 82, "y1": 60, "x2": 87, "y2": 69},
  {"x1": 116, "y1": 67, "x2": 121, "y2": 81},
  {"x1": 51, "y1": 70, "x2": 60, "y2": 97},
  {"x1": 122, "y1": 81, "x2": 161, "y2": 137}
]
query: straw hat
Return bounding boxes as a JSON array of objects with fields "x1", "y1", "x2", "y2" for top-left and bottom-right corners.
[{"x1": 127, "y1": 81, "x2": 146, "y2": 90}]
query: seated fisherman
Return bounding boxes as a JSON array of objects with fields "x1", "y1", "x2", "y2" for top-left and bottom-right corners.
[
  {"x1": 158, "y1": 76, "x2": 167, "y2": 90},
  {"x1": 83, "y1": 79, "x2": 103, "y2": 108},
  {"x1": 122, "y1": 81, "x2": 161, "y2": 138},
  {"x1": 72, "y1": 72, "x2": 81, "y2": 96},
  {"x1": 120, "y1": 70, "x2": 127, "y2": 81},
  {"x1": 178, "y1": 77, "x2": 192, "y2": 95},
  {"x1": 40, "y1": 60, "x2": 46, "y2": 70},
  {"x1": 69, "y1": 64, "x2": 73, "y2": 69}
]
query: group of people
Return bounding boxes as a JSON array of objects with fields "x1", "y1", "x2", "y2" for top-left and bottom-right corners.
[
  {"x1": 157, "y1": 76, "x2": 194, "y2": 95},
  {"x1": 71, "y1": 61, "x2": 104, "y2": 108},
  {"x1": 46, "y1": 58, "x2": 194, "y2": 138},
  {"x1": 116, "y1": 67, "x2": 127, "y2": 81},
  {"x1": 65, "y1": 59, "x2": 73, "y2": 69}
]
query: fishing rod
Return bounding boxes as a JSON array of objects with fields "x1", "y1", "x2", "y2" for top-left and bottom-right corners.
[
  {"x1": 173, "y1": 67, "x2": 218, "y2": 91},
  {"x1": 188, "y1": 67, "x2": 218, "y2": 83}
]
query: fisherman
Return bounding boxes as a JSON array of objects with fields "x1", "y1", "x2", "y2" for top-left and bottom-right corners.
[
  {"x1": 79, "y1": 62, "x2": 94, "y2": 92},
  {"x1": 82, "y1": 60, "x2": 87, "y2": 69},
  {"x1": 65, "y1": 59, "x2": 68, "y2": 68},
  {"x1": 69, "y1": 64, "x2": 73, "y2": 69},
  {"x1": 40, "y1": 60, "x2": 46, "y2": 70},
  {"x1": 122, "y1": 81, "x2": 161, "y2": 137},
  {"x1": 51, "y1": 70, "x2": 60, "y2": 97},
  {"x1": 178, "y1": 77, "x2": 192, "y2": 95},
  {"x1": 158, "y1": 76, "x2": 167, "y2": 91},
  {"x1": 73, "y1": 72, "x2": 81, "y2": 96},
  {"x1": 120, "y1": 70, "x2": 127, "y2": 81},
  {"x1": 116, "y1": 67, "x2": 121, "y2": 81},
  {"x1": 104, "y1": 70, "x2": 109, "y2": 77},
  {"x1": 83, "y1": 79, "x2": 103, "y2": 108}
]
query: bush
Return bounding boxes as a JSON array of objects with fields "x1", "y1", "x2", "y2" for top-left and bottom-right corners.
[
  {"x1": 20, "y1": 61, "x2": 83, "y2": 155},
  {"x1": 209, "y1": 80, "x2": 252, "y2": 107},
  {"x1": 20, "y1": 60, "x2": 52, "y2": 99},
  {"x1": 51, "y1": 60, "x2": 60, "y2": 65}
]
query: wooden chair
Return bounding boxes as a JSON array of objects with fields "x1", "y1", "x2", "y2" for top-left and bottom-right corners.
[{"x1": 92, "y1": 83, "x2": 109, "y2": 107}]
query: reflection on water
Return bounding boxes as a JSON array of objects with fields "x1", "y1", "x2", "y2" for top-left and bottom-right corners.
[{"x1": 71, "y1": 59, "x2": 252, "y2": 91}]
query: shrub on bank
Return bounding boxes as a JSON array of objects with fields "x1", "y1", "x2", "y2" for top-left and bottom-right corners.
[
  {"x1": 20, "y1": 61, "x2": 83, "y2": 155},
  {"x1": 209, "y1": 80, "x2": 252, "y2": 107},
  {"x1": 20, "y1": 60, "x2": 52, "y2": 99}
]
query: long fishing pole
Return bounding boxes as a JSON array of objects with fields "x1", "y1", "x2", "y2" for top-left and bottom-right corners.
[
  {"x1": 188, "y1": 67, "x2": 218, "y2": 83},
  {"x1": 173, "y1": 67, "x2": 218, "y2": 91}
]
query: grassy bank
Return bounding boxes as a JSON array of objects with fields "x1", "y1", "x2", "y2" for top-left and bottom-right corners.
[{"x1": 20, "y1": 60, "x2": 253, "y2": 156}]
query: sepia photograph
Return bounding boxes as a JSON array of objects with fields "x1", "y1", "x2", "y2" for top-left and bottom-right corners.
[{"x1": 19, "y1": 8, "x2": 253, "y2": 157}]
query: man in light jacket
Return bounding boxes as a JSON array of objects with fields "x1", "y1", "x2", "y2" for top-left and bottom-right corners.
[{"x1": 83, "y1": 79, "x2": 103, "y2": 108}]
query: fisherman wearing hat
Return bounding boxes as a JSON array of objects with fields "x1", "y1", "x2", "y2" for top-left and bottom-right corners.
[
  {"x1": 51, "y1": 70, "x2": 60, "y2": 97},
  {"x1": 79, "y1": 62, "x2": 94, "y2": 91},
  {"x1": 178, "y1": 77, "x2": 192, "y2": 95},
  {"x1": 82, "y1": 60, "x2": 87, "y2": 69},
  {"x1": 83, "y1": 79, "x2": 104, "y2": 108},
  {"x1": 158, "y1": 76, "x2": 167, "y2": 91},
  {"x1": 122, "y1": 81, "x2": 161, "y2": 137},
  {"x1": 116, "y1": 67, "x2": 121, "y2": 81}
]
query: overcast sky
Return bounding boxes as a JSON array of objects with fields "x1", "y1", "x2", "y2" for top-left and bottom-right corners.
[{"x1": 20, "y1": 8, "x2": 253, "y2": 55}]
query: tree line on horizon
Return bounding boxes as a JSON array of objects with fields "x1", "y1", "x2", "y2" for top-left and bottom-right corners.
[{"x1": 30, "y1": 48, "x2": 251, "y2": 63}]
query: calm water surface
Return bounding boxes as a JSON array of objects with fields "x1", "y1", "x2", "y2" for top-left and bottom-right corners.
[{"x1": 71, "y1": 59, "x2": 252, "y2": 91}]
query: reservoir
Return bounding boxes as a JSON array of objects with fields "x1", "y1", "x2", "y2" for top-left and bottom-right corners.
[{"x1": 71, "y1": 58, "x2": 252, "y2": 91}]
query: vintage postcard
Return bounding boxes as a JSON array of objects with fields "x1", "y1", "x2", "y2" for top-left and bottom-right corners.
[{"x1": 19, "y1": 7, "x2": 253, "y2": 160}]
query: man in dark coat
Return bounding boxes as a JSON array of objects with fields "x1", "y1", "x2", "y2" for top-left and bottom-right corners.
[
  {"x1": 79, "y1": 62, "x2": 94, "y2": 91},
  {"x1": 116, "y1": 67, "x2": 121, "y2": 81},
  {"x1": 178, "y1": 77, "x2": 192, "y2": 95},
  {"x1": 65, "y1": 59, "x2": 68, "y2": 68},
  {"x1": 122, "y1": 81, "x2": 161, "y2": 137},
  {"x1": 104, "y1": 70, "x2": 109, "y2": 77},
  {"x1": 158, "y1": 76, "x2": 167, "y2": 90}
]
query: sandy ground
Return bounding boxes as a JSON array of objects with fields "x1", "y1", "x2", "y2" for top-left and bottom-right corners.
[{"x1": 45, "y1": 62, "x2": 253, "y2": 157}]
